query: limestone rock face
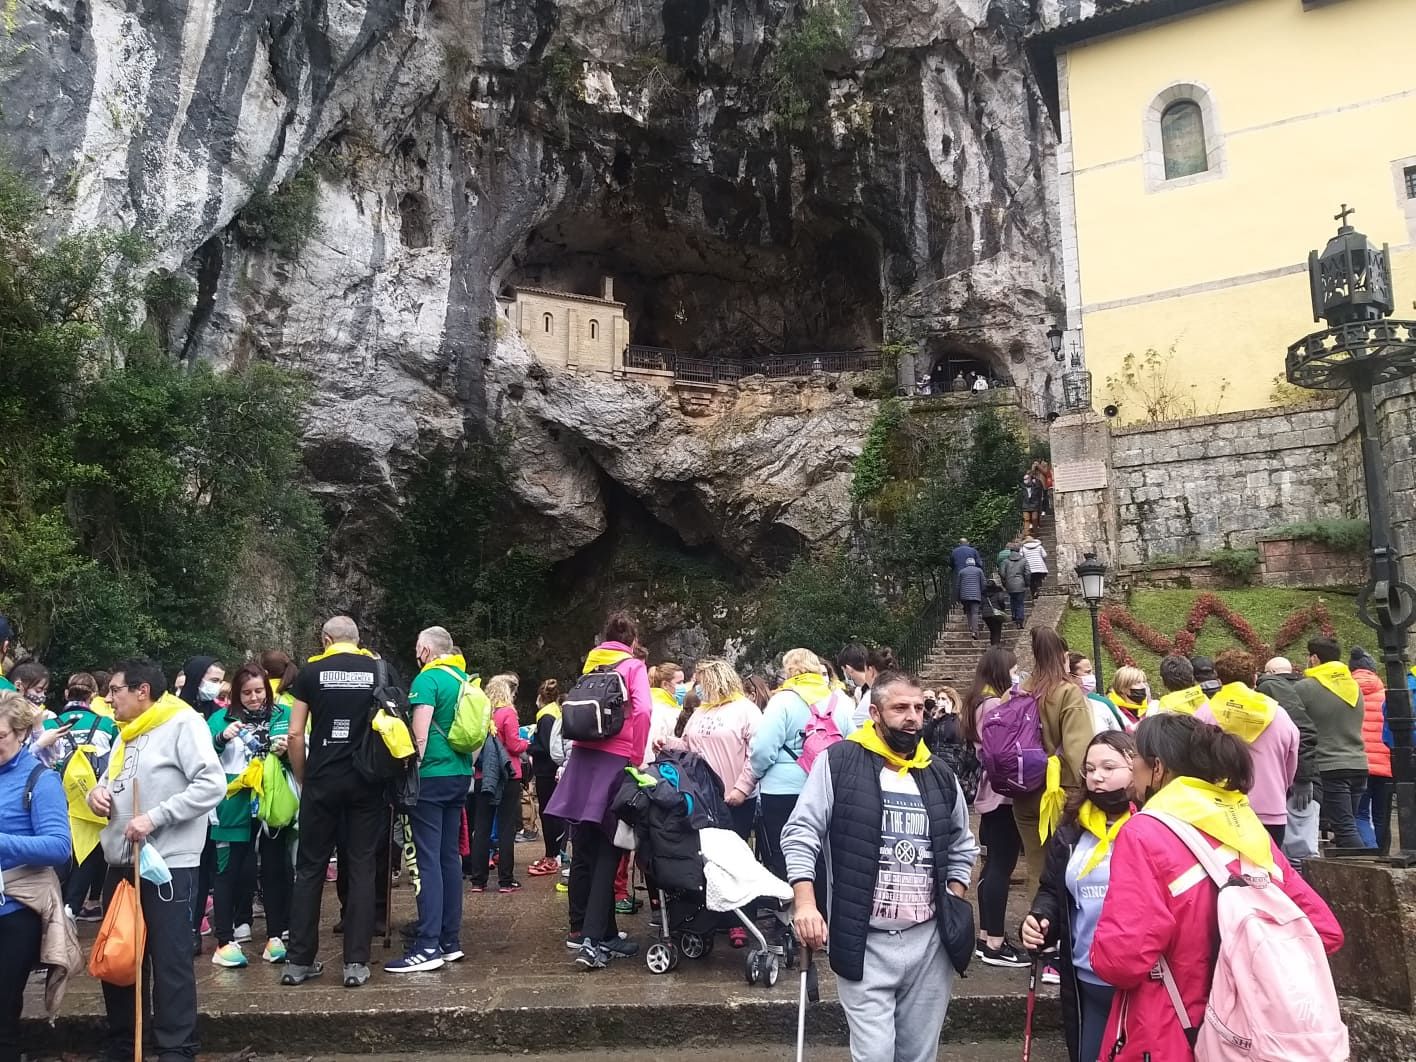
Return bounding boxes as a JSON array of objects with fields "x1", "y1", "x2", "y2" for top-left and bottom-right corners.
[{"x1": 1, "y1": 0, "x2": 1060, "y2": 609}]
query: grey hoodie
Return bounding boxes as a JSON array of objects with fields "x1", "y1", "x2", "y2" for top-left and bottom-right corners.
[
  {"x1": 1001, "y1": 551, "x2": 1029, "y2": 593},
  {"x1": 97, "y1": 708, "x2": 225, "y2": 868}
]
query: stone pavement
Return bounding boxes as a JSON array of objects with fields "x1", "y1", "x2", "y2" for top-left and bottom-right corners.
[{"x1": 23, "y1": 839, "x2": 1058, "y2": 1057}]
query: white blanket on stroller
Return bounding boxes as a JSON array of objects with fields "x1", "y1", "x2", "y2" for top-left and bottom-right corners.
[{"x1": 700, "y1": 827, "x2": 794, "y2": 912}]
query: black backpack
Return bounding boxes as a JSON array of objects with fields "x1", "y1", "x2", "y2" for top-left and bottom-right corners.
[
  {"x1": 353, "y1": 660, "x2": 420, "y2": 808},
  {"x1": 560, "y1": 665, "x2": 628, "y2": 742},
  {"x1": 925, "y1": 715, "x2": 981, "y2": 805}
]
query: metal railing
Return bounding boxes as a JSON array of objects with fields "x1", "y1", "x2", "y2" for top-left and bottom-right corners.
[
  {"x1": 622, "y1": 345, "x2": 882, "y2": 383},
  {"x1": 898, "y1": 577, "x2": 956, "y2": 679}
]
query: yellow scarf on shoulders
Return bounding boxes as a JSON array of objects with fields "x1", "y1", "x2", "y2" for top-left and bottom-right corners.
[
  {"x1": 308, "y1": 641, "x2": 375, "y2": 663},
  {"x1": 1039, "y1": 756, "x2": 1066, "y2": 842},
  {"x1": 89, "y1": 695, "x2": 114, "y2": 719},
  {"x1": 1144, "y1": 775, "x2": 1275, "y2": 872},
  {"x1": 107, "y1": 693, "x2": 194, "y2": 781},
  {"x1": 1305, "y1": 661, "x2": 1360, "y2": 707},
  {"x1": 651, "y1": 687, "x2": 679, "y2": 712},
  {"x1": 1076, "y1": 799, "x2": 1132, "y2": 877},
  {"x1": 1157, "y1": 687, "x2": 1207, "y2": 716},
  {"x1": 847, "y1": 722, "x2": 932, "y2": 776},
  {"x1": 583, "y1": 647, "x2": 631, "y2": 674},
  {"x1": 422, "y1": 652, "x2": 467, "y2": 675},
  {"x1": 536, "y1": 702, "x2": 561, "y2": 722},
  {"x1": 779, "y1": 671, "x2": 833, "y2": 707},
  {"x1": 1208, "y1": 682, "x2": 1276, "y2": 744}
]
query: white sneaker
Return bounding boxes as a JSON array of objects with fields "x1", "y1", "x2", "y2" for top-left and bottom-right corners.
[{"x1": 234, "y1": 923, "x2": 252, "y2": 943}]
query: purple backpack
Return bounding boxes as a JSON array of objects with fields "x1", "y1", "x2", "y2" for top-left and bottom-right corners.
[{"x1": 977, "y1": 686, "x2": 1048, "y2": 797}]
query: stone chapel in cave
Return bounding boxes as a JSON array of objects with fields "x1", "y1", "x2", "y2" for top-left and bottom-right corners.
[{"x1": 497, "y1": 276, "x2": 632, "y2": 377}]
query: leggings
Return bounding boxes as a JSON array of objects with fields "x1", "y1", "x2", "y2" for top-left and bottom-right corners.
[
  {"x1": 1079, "y1": 979, "x2": 1115, "y2": 1062},
  {"x1": 534, "y1": 772, "x2": 567, "y2": 859},
  {"x1": 977, "y1": 806, "x2": 1022, "y2": 939}
]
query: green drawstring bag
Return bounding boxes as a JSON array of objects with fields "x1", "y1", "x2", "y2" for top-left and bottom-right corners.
[{"x1": 257, "y1": 754, "x2": 299, "y2": 828}]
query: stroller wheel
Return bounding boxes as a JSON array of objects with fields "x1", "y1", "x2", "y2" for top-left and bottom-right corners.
[
  {"x1": 679, "y1": 932, "x2": 710, "y2": 960},
  {"x1": 744, "y1": 948, "x2": 761, "y2": 985},
  {"x1": 646, "y1": 942, "x2": 678, "y2": 975},
  {"x1": 763, "y1": 952, "x2": 780, "y2": 987},
  {"x1": 781, "y1": 932, "x2": 798, "y2": 969}
]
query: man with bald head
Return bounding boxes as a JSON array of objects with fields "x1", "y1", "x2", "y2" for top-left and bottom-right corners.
[
  {"x1": 284, "y1": 616, "x2": 384, "y2": 988},
  {"x1": 1257, "y1": 655, "x2": 1320, "y2": 854}
]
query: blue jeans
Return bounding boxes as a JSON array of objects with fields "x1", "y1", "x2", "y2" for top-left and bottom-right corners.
[
  {"x1": 1008, "y1": 591, "x2": 1026, "y2": 625},
  {"x1": 410, "y1": 774, "x2": 472, "y2": 953}
]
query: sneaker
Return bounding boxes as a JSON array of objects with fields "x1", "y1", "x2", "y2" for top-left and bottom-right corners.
[
  {"x1": 281, "y1": 961, "x2": 324, "y2": 986},
  {"x1": 614, "y1": 898, "x2": 636, "y2": 915},
  {"x1": 468, "y1": 884, "x2": 486, "y2": 893},
  {"x1": 75, "y1": 904, "x2": 104, "y2": 922},
  {"x1": 728, "y1": 927, "x2": 748, "y2": 949},
  {"x1": 602, "y1": 937, "x2": 639, "y2": 960},
  {"x1": 234, "y1": 922, "x2": 252, "y2": 943},
  {"x1": 262, "y1": 938, "x2": 287, "y2": 964},
  {"x1": 565, "y1": 931, "x2": 586, "y2": 950},
  {"x1": 978, "y1": 941, "x2": 1031, "y2": 969},
  {"x1": 441, "y1": 948, "x2": 465, "y2": 963},
  {"x1": 1041, "y1": 963, "x2": 1061, "y2": 985},
  {"x1": 384, "y1": 949, "x2": 445, "y2": 974},
  {"x1": 343, "y1": 962, "x2": 371, "y2": 987},
  {"x1": 200, "y1": 916, "x2": 212, "y2": 936},
  {"x1": 211, "y1": 942, "x2": 247, "y2": 968},
  {"x1": 555, "y1": 881, "x2": 568, "y2": 893},
  {"x1": 325, "y1": 861, "x2": 338, "y2": 882},
  {"x1": 515, "y1": 830, "x2": 539, "y2": 843},
  {"x1": 528, "y1": 858, "x2": 559, "y2": 877},
  {"x1": 575, "y1": 940, "x2": 609, "y2": 970},
  {"x1": 498, "y1": 880, "x2": 523, "y2": 894}
]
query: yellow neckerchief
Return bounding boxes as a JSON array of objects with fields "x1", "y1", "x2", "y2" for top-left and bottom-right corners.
[
  {"x1": 778, "y1": 671, "x2": 832, "y2": 706},
  {"x1": 829, "y1": 678, "x2": 846, "y2": 692},
  {"x1": 1209, "y1": 682, "x2": 1277, "y2": 744},
  {"x1": 421, "y1": 652, "x2": 467, "y2": 674},
  {"x1": 1304, "y1": 661, "x2": 1360, "y2": 707},
  {"x1": 1157, "y1": 687, "x2": 1207, "y2": 716},
  {"x1": 1039, "y1": 756, "x2": 1066, "y2": 842},
  {"x1": 89, "y1": 695, "x2": 114, "y2": 719},
  {"x1": 536, "y1": 701, "x2": 561, "y2": 721},
  {"x1": 1111, "y1": 692, "x2": 1147, "y2": 719},
  {"x1": 1076, "y1": 798, "x2": 1132, "y2": 877},
  {"x1": 1144, "y1": 775, "x2": 1276, "y2": 872},
  {"x1": 847, "y1": 722, "x2": 932, "y2": 776},
  {"x1": 583, "y1": 647, "x2": 631, "y2": 674},
  {"x1": 699, "y1": 695, "x2": 736, "y2": 711},
  {"x1": 651, "y1": 687, "x2": 679, "y2": 712},
  {"x1": 107, "y1": 693, "x2": 193, "y2": 781},
  {"x1": 270, "y1": 678, "x2": 283, "y2": 697},
  {"x1": 308, "y1": 641, "x2": 374, "y2": 663}
]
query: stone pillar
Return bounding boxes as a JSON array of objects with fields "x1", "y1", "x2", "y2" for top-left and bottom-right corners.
[
  {"x1": 1049, "y1": 410, "x2": 1118, "y2": 577},
  {"x1": 1306, "y1": 859, "x2": 1416, "y2": 1014}
]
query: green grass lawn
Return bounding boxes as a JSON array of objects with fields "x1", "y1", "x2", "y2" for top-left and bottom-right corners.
[{"x1": 1059, "y1": 588, "x2": 1370, "y2": 679}]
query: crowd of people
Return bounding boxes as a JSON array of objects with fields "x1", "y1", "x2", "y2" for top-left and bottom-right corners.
[{"x1": 0, "y1": 602, "x2": 1371, "y2": 1062}]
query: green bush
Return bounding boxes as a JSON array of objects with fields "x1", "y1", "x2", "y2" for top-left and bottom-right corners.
[
  {"x1": 747, "y1": 550, "x2": 906, "y2": 665},
  {"x1": 767, "y1": 0, "x2": 850, "y2": 130},
  {"x1": 1270, "y1": 518, "x2": 1369, "y2": 555},
  {"x1": 237, "y1": 166, "x2": 321, "y2": 257},
  {"x1": 1208, "y1": 547, "x2": 1260, "y2": 584},
  {"x1": 851, "y1": 399, "x2": 903, "y2": 502}
]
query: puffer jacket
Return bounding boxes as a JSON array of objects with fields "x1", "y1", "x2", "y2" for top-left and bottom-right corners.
[
  {"x1": 1091, "y1": 813, "x2": 1343, "y2": 1062},
  {"x1": 1356, "y1": 667, "x2": 1391, "y2": 778}
]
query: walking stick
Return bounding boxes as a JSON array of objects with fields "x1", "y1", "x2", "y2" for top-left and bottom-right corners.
[
  {"x1": 1021, "y1": 954, "x2": 1039, "y2": 1062},
  {"x1": 383, "y1": 805, "x2": 395, "y2": 950},
  {"x1": 132, "y1": 778, "x2": 143, "y2": 1062}
]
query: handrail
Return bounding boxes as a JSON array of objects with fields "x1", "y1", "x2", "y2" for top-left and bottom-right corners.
[
  {"x1": 898, "y1": 575, "x2": 956, "y2": 680},
  {"x1": 622, "y1": 345, "x2": 882, "y2": 383}
]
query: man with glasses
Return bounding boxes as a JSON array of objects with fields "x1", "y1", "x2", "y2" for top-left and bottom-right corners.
[{"x1": 85, "y1": 657, "x2": 224, "y2": 1062}]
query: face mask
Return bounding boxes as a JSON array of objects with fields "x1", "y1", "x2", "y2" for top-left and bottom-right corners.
[
  {"x1": 881, "y1": 724, "x2": 922, "y2": 758},
  {"x1": 139, "y1": 844, "x2": 174, "y2": 899},
  {"x1": 1010, "y1": 669, "x2": 1023, "y2": 687},
  {"x1": 674, "y1": 683, "x2": 689, "y2": 706},
  {"x1": 1079, "y1": 674, "x2": 1097, "y2": 693},
  {"x1": 22, "y1": 688, "x2": 45, "y2": 706},
  {"x1": 1089, "y1": 786, "x2": 1132, "y2": 814},
  {"x1": 198, "y1": 680, "x2": 221, "y2": 701},
  {"x1": 1128, "y1": 687, "x2": 1148, "y2": 703}
]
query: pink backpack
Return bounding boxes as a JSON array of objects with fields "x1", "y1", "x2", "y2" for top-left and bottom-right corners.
[
  {"x1": 795, "y1": 691, "x2": 847, "y2": 776},
  {"x1": 1146, "y1": 810, "x2": 1349, "y2": 1061}
]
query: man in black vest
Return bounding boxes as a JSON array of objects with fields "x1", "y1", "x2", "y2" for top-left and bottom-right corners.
[{"x1": 782, "y1": 671, "x2": 979, "y2": 1062}]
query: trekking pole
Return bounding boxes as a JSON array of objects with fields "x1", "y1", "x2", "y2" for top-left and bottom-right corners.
[
  {"x1": 795, "y1": 948, "x2": 814, "y2": 1062},
  {"x1": 1021, "y1": 953, "x2": 1039, "y2": 1062},
  {"x1": 133, "y1": 778, "x2": 143, "y2": 1062}
]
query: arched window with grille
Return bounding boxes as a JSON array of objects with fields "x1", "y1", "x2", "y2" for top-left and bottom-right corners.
[
  {"x1": 1161, "y1": 100, "x2": 1207, "y2": 180},
  {"x1": 589, "y1": 319, "x2": 599, "y2": 340},
  {"x1": 543, "y1": 312, "x2": 553, "y2": 334}
]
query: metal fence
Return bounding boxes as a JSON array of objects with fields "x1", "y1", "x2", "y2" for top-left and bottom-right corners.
[{"x1": 623, "y1": 345, "x2": 882, "y2": 383}]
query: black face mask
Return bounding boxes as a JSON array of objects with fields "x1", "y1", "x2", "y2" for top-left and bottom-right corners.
[
  {"x1": 1128, "y1": 688, "x2": 1147, "y2": 703},
  {"x1": 882, "y1": 724, "x2": 922, "y2": 757},
  {"x1": 1089, "y1": 786, "x2": 1132, "y2": 815}
]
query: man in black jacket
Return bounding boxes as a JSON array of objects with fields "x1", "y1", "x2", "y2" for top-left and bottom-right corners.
[{"x1": 781, "y1": 673, "x2": 979, "y2": 1062}]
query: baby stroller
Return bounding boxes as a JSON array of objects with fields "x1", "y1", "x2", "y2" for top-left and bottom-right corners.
[{"x1": 612, "y1": 749, "x2": 798, "y2": 986}]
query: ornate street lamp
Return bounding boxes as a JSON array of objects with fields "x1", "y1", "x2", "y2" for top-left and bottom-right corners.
[
  {"x1": 1075, "y1": 552, "x2": 1107, "y2": 688},
  {"x1": 1047, "y1": 324, "x2": 1065, "y2": 361},
  {"x1": 1288, "y1": 204, "x2": 1416, "y2": 857},
  {"x1": 1062, "y1": 360, "x2": 1093, "y2": 412}
]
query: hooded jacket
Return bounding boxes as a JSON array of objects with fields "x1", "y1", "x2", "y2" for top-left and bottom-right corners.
[
  {"x1": 1256, "y1": 672, "x2": 1319, "y2": 785},
  {"x1": 1000, "y1": 551, "x2": 1029, "y2": 594},
  {"x1": 955, "y1": 561, "x2": 986, "y2": 603},
  {"x1": 1355, "y1": 667, "x2": 1391, "y2": 778},
  {"x1": 572, "y1": 641, "x2": 652, "y2": 765},
  {"x1": 178, "y1": 655, "x2": 219, "y2": 719},
  {"x1": 1020, "y1": 538, "x2": 1049, "y2": 574}
]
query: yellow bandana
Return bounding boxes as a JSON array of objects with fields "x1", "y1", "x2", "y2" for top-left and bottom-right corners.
[
  {"x1": 1157, "y1": 687, "x2": 1207, "y2": 716},
  {"x1": 1208, "y1": 682, "x2": 1277, "y2": 745},
  {"x1": 1305, "y1": 661, "x2": 1360, "y2": 708},
  {"x1": 1111, "y1": 694, "x2": 1147, "y2": 720},
  {"x1": 89, "y1": 695, "x2": 114, "y2": 719},
  {"x1": 536, "y1": 702, "x2": 561, "y2": 722},
  {"x1": 778, "y1": 671, "x2": 833, "y2": 706},
  {"x1": 846, "y1": 721, "x2": 932, "y2": 776},
  {"x1": 107, "y1": 693, "x2": 194, "y2": 781},
  {"x1": 651, "y1": 687, "x2": 679, "y2": 713},
  {"x1": 583, "y1": 647, "x2": 631, "y2": 674},
  {"x1": 308, "y1": 641, "x2": 374, "y2": 663},
  {"x1": 1144, "y1": 775, "x2": 1275, "y2": 872},
  {"x1": 421, "y1": 652, "x2": 467, "y2": 675},
  {"x1": 1039, "y1": 756, "x2": 1066, "y2": 842},
  {"x1": 1076, "y1": 799, "x2": 1132, "y2": 877},
  {"x1": 225, "y1": 758, "x2": 265, "y2": 797}
]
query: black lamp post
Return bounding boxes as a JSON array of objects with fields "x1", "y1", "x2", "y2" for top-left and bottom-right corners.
[
  {"x1": 1075, "y1": 552, "x2": 1108, "y2": 688},
  {"x1": 1287, "y1": 204, "x2": 1416, "y2": 858},
  {"x1": 1047, "y1": 324, "x2": 1065, "y2": 361}
]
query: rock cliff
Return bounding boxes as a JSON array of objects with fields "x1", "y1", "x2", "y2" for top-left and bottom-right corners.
[{"x1": 3, "y1": 0, "x2": 1060, "y2": 628}]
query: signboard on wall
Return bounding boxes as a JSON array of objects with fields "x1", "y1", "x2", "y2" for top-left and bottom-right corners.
[{"x1": 1053, "y1": 460, "x2": 1108, "y2": 493}]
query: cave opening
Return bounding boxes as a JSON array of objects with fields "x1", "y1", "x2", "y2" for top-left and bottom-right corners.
[
  {"x1": 922, "y1": 339, "x2": 1009, "y2": 394},
  {"x1": 499, "y1": 208, "x2": 883, "y2": 357}
]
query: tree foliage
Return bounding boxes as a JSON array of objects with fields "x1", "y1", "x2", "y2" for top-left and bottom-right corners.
[
  {"x1": 1104, "y1": 346, "x2": 1229, "y2": 424},
  {"x1": 747, "y1": 550, "x2": 907, "y2": 665},
  {"x1": 766, "y1": 0, "x2": 851, "y2": 130},
  {"x1": 0, "y1": 164, "x2": 324, "y2": 675}
]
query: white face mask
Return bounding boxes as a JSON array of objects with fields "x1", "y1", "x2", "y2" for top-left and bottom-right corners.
[
  {"x1": 1010, "y1": 668, "x2": 1022, "y2": 687},
  {"x1": 1080, "y1": 674, "x2": 1097, "y2": 694},
  {"x1": 198, "y1": 680, "x2": 222, "y2": 701}
]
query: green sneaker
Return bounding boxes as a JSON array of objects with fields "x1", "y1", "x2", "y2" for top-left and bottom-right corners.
[
  {"x1": 262, "y1": 937, "x2": 287, "y2": 963},
  {"x1": 614, "y1": 898, "x2": 636, "y2": 915},
  {"x1": 211, "y1": 942, "x2": 247, "y2": 968}
]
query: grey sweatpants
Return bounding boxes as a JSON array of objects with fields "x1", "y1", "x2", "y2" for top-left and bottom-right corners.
[{"x1": 836, "y1": 919, "x2": 955, "y2": 1062}]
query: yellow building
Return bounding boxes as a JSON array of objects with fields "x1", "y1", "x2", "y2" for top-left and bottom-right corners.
[
  {"x1": 1031, "y1": 0, "x2": 1416, "y2": 420},
  {"x1": 498, "y1": 277, "x2": 633, "y2": 376}
]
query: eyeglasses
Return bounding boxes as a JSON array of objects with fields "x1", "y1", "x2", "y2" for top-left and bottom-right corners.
[{"x1": 109, "y1": 683, "x2": 134, "y2": 694}]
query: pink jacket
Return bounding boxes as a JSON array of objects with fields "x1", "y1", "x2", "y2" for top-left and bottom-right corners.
[
  {"x1": 493, "y1": 705, "x2": 529, "y2": 780},
  {"x1": 676, "y1": 696, "x2": 761, "y2": 799},
  {"x1": 574, "y1": 642, "x2": 652, "y2": 765},
  {"x1": 1194, "y1": 701, "x2": 1298, "y2": 825},
  {"x1": 1091, "y1": 814, "x2": 1343, "y2": 1061}
]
